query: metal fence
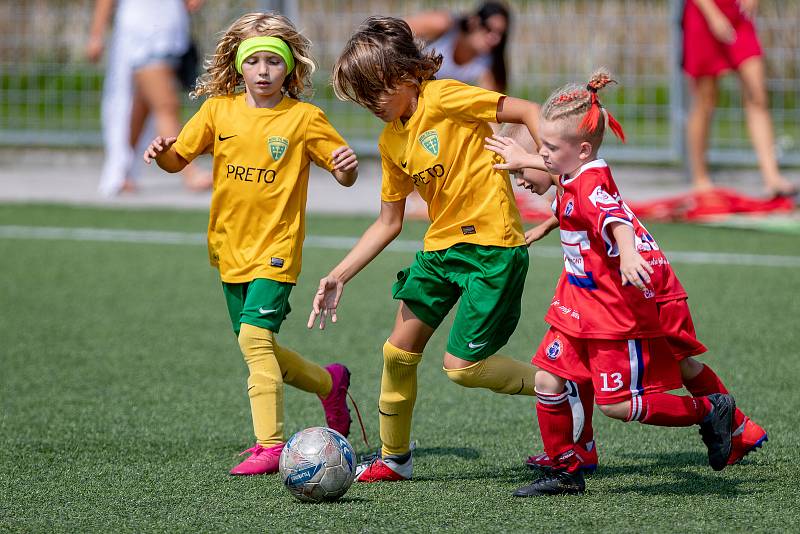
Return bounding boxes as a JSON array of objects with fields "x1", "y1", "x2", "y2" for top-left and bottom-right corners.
[{"x1": 0, "y1": 0, "x2": 798, "y2": 164}]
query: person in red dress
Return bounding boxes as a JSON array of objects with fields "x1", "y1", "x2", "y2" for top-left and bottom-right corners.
[{"x1": 683, "y1": 0, "x2": 796, "y2": 197}]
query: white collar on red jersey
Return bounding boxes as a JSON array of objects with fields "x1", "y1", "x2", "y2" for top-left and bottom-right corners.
[{"x1": 560, "y1": 158, "x2": 608, "y2": 186}]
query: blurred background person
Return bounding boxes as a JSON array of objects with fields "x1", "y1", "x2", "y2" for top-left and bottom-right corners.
[
  {"x1": 683, "y1": 0, "x2": 797, "y2": 198},
  {"x1": 87, "y1": 0, "x2": 212, "y2": 196},
  {"x1": 406, "y1": 1, "x2": 510, "y2": 92}
]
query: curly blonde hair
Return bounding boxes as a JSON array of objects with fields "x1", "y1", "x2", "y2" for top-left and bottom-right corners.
[
  {"x1": 541, "y1": 68, "x2": 625, "y2": 146},
  {"x1": 191, "y1": 12, "x2": 315, "y2": 100}
]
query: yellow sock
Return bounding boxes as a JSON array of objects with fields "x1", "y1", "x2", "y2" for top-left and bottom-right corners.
[
  {"x1": 379, "y1": 341, "x2": 423, "y2": 457},
  {"x1": 273, "y1": 343, "x2": 333, "y2": 397},
  {"x1": 443, "y1": 353, "x2": 537, "y2": 395},
  {"x1": 238, "y1": 323, "x2": 283, "y2": 446}
]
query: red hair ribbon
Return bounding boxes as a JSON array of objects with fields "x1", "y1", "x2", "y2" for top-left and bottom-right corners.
[{"x1": 580, "y1": 86, "x2": 626, "y2": 143}]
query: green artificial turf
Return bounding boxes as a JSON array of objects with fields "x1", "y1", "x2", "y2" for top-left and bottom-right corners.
[{"x1": 1, "y1": 204, "x2": 798, "y2": 533}]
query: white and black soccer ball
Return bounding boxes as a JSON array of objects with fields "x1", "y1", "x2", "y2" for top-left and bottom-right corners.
[{"x1": 279, "y1": 426, "x2": 356, "y2": 503}]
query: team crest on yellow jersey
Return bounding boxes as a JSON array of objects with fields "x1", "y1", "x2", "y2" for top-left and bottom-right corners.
[
  {"x1": 268, "y1": 136, "x2": 289, "y2": 161},
  {"x1": 418, "y1": 129, "x2": 439, "y2": 156}
]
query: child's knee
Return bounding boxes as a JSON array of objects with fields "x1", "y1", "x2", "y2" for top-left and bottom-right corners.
[
  {"x1": 598, "y1": 401, "x2": 630, "y2": 420},
  {"x1": 534, "y1": 369, "x2": 565, "y2": 394},
  {"x1": 383, "y1": 340, "x2": 423, "y2": 369}
]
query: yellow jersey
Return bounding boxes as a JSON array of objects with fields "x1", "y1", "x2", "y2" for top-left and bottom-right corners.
[
  {"x1": 379, "y1": 79, "x2": 525, "y2": 251},
  {"x1": 173, "y1": 93, "x2": 346, "y2": 283}
]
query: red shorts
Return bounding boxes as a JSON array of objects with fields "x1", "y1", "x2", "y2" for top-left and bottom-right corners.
[
  {"x1": 657, "y1": 298, "x2": 707, "y2": 359},
  {"x1": 682, "y1": 0, "x2": 762, "y2": 78},
  {"x1": 533, "y1": 328, "x2": 682, "y2": 405}
]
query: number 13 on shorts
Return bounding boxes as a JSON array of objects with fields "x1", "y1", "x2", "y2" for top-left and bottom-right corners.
[{"x1": 599, "y1": 372, "x2": 624, "y2": 392}]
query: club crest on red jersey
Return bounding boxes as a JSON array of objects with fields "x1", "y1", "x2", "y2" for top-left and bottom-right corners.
[
  {"x1": 268, "y1": 136, "x2": 289, "y2": 161},
  {"x1": 546, "y1": 339, "x2": 562, "y2": 360},
  {"x1": 564, "y1": 200, "x2": 574, "y2": 217}
]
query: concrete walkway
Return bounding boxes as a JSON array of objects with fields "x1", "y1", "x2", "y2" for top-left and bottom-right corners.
[{"x1": 1, "y1": 148, "x2": 795, "y2": 215}]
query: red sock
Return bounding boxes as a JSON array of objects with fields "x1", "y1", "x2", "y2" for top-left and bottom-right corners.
[
  {"x1": 536, "y1": 390, "x2": 581, "y2": 471},
  {"x1": 684, "y1": 364, "x2": 746, "y2": 428},
  {"x1": 632, "y1": 392, "x2": 710, "y2": 426}
]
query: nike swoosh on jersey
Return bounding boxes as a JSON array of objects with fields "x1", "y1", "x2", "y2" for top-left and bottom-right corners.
[
  {"x1": 218, "y1": 133, "x2": 237, "y2": 141},
  {"x1": 468, "y1": 341, "x2": 489, "y2": 349},
  {"x1": 258, "y1": 307, "x2": 278, "y2": 315}
]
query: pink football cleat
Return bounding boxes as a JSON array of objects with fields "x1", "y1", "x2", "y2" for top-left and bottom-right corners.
[
  {"x1": 320, "y1": 363, "x2": 352, "y2": 437},
  {"x1": 229, "y1": 443, "x2": 284, "y2": 476}
]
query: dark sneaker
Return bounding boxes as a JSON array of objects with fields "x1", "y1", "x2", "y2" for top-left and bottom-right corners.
[
  {"x1": 699, "y1": 393, "x2": 735, "y2": 471},
  {"x1": 513, "y1": 469, "x2": 585, "y2": 497}
]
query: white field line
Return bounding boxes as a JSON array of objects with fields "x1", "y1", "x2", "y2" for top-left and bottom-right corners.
[{"x1": 1, "y1": 225, "x2": 799, "y2": 268}]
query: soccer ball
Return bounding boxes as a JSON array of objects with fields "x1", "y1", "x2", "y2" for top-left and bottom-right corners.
[{"x1": 279, "y1": 426, "x2": 356, "y2": 503}]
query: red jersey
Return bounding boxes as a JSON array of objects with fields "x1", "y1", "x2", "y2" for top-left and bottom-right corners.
[{"x1": 545, "y1": 159, "x2": 684, "y2": 339}]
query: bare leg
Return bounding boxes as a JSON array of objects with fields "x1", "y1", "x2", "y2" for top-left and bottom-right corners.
[
  {"x1": 119, "y1": 86, "x2": 150, "y2": 194},
  {"x1": 737, "y1": 57, "x2": 797, "y2": 197},
  {"x1": 129, "y1": 85, "x2": 149, "y2": 149},
  {"x1": 134, "y1": 63, "x2": 212, "y2": 191},
  {"x1": 686, "y1": 76, "x2": 719, "y2": 191}
]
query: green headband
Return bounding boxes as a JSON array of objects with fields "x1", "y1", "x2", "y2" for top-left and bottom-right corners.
[{"x1": 235, "y1": 36, "x2": 295, "y2": 74}]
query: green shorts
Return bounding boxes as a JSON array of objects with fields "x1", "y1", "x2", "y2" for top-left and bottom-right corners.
[
  {"x1": 392, "y1": 243, "x2": 529, "y2": 361},
  {"x1": 222, "y1": 278, "x2": 293, "y2": 336}
]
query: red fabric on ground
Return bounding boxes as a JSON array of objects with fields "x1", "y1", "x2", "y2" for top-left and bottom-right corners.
[{"x1": 516, "y1": 188, "x2": 795, "y2": 223}]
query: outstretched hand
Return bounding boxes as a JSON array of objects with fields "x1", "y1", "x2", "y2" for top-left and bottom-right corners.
[
  {"x1": 143, "y1": 136, "x2": 177, "y2": 164},
  {"x1": 484, "y1": 135, "x2": 531, "y2": 171},
  {"x1": 307, "y1": 275, "x2": 344, "y2": 330},
  {"x1": 525, "y1": 225, "x2": 550, "y2": 246}
]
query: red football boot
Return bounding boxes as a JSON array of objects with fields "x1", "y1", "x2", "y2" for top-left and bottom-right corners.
[
  {"x1": 526, "y1": 441, "x2": 598, "y2": 474},
  {"x1": 727, "y1": 417, "x2": 768, "y2": 465},
  {"x1": 355, "y1": 455, "x2": 412, "y2": 482}
]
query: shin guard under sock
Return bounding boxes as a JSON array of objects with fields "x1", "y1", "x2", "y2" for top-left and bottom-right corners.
[
  {"x1": 379, "y1": 341, "x2": 422, "y2": 457},
  {"x1": 238, "y1": 323, "x2": 284, "y2": 445},
  {"x1": 536, "y1": 389, "x2": 581, "y2": 471}
]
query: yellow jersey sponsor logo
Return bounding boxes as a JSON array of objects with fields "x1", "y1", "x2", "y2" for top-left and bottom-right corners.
[
  {"x1": 268, "y1": 136, "x2": 289, "y2": 161},
  {"x1": 418, "y1": 129, "x2": 439, "y2": 156}
]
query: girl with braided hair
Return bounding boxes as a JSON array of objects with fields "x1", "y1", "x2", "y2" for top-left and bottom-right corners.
[
  {"x1": 489, "y1": 69, "x2": 767, "y2": 481},
  {"x1": 486, "y1": 70, "x2": 739, "y2": 497}
]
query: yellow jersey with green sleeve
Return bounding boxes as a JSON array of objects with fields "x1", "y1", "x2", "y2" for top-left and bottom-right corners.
[
  {"x1": 378, "y1": 79, "x2": 525, "y2": 251},
  {"x1": 172, "y1": 93, "x2": 345, "y2": 284}
]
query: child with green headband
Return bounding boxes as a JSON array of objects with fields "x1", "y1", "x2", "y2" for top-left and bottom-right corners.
[{"x1": 143, "y1": 12, "x2": 359, "y2": 477}]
